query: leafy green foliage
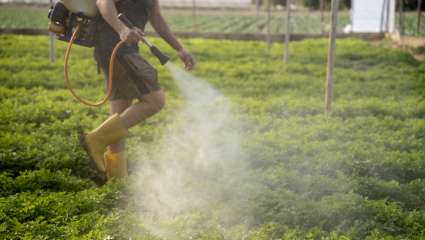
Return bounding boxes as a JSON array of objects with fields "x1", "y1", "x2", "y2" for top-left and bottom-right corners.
[{"x1": 0, "y1": 34, "x2": 424, "y2": 239}]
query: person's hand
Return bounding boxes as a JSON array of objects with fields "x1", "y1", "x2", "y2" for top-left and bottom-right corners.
[
  {"x1": 119, "y1": 27, "x2": 144, "y2": 44},
  {"x1": 178, "y1": 48, "x2": 195, "y2": 70}
]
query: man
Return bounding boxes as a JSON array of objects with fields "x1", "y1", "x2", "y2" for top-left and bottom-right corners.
[{"x1": 80, "y1": 0, "x2": 195, "y2": 180}]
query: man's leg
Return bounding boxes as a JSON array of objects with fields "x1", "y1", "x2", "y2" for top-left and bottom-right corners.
[
  {"x1": 104, "y1": 99, "x2": 132, "y2": 179},
  {"x1": 119, "y1": 90, "x2": 165, "y2": 129},
  {"x1": 104, "y1": 92, "x2": 164, "y2": 179},
  {"x1": 81, "y1": 92, "x2": 164, "y2": 177},
  {"x1": 109, "y1": 99, "x2": 132, "y2": 153}
]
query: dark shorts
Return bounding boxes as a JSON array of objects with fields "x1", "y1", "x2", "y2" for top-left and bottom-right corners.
[{"x1": 98, "y1": 52, "x2": 161, "y2": 101}]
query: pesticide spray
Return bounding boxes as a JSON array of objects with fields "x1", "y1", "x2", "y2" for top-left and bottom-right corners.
[{"x1": 130, "y1": 62, "x2": 253, "y2": 239}]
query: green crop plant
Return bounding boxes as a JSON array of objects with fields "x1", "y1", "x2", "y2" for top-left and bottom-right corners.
[{"x1": 0, "y1": 34, "x2": 424, "y2": 239}]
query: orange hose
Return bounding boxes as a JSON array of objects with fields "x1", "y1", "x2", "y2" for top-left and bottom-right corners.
[{"x1": 64, "y1": 24, "x2": 126, "y2": 107}]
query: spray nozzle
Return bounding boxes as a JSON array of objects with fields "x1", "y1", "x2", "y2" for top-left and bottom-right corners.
[
  {"x1": 150, "y1": 46, "x2": 170, "y2": 65},
  {"x1": 118, "y1": 13, "x2": 170, "y2": 65}
]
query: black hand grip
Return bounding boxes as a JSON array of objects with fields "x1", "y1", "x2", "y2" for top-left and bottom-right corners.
[
  {"x1": 150, "y1": 46, "x2": 170, "y2": 65},
  {"x1": 118, "y1": 13, "x2": 135, "y2": 29}
]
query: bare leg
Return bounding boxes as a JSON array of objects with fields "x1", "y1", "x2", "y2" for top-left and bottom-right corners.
[
  {"x1": 119, "y1": 90, "x2": 165, "y2": 129},
  {"x1": 109, "y1": 99, "x2": 132, "y2": 152}
]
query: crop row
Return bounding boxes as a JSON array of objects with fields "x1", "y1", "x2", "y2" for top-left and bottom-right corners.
[{"x1": 1, "y1": 34, "x2": 425, "y2": 239}]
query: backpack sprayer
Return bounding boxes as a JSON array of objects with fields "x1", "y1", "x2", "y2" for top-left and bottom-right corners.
[{"x1": 48, "y1": 0, "x2": 169, "y2": 107}]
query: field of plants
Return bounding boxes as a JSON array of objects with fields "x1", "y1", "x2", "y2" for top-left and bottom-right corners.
[
  {"x1": 2, "y1": 5, "x2": 425, "y2": 35},
  {"x1": 0, "y1": 33, "x2": 425, "y2": 240}
]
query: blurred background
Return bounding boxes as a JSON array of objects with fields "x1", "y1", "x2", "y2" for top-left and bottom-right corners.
[{"x1": 0, "y1": 0, "x2": 424, "y2": 37}]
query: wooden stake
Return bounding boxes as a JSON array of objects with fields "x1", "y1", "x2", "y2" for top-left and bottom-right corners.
[
  {"x1": 389, "y1": 0, "x2": 396, "y2": 32},
  {"x1": 385, "y1": 0, "x2": 391, "y2": 32},
  {"x1": 325, "y1": 0, "x2": 339, "y2": 114},
  {"x1": 284, "y1": 0, "x2": 291, "y2": 63},
  {"x1": 417, "y1": 0, "x2": 422, "y2": 35}
]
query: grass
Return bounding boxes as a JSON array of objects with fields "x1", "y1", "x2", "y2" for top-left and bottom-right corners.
[{"x1": 0, "y1": 34, "x2": 424, "y2": 239}]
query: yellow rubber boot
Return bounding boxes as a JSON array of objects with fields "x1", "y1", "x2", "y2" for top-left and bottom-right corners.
[
  {"x1": 80, "y1": 114, "x2": 128, "y2": 172},
  {"x1": 104, "y1": 148, "x2": 128, "y2": 179}
]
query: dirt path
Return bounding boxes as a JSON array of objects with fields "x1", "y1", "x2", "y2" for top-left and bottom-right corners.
[{"x1": 389, "y1": 33, "x2": 425, "y2": 61}]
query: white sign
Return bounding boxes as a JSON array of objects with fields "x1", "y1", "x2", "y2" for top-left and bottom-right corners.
[{"x1": 352, "y1": 0, "x2": 395, "y2": 32}]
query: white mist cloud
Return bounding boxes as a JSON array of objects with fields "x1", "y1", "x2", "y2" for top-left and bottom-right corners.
[{"x1": 131, "y1": 63, "x2": 250, "y2": 239}]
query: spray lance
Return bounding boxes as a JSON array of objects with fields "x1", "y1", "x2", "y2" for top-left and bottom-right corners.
[
  {"x1": 118, "y1": 14, "x2": 169, "y2": 65},
  {"x1": 48, "y1": 0, "x2": 169, "y2": 107}
]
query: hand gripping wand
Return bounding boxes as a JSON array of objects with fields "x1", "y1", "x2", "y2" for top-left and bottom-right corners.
[{"x1": 118, "y1": 13, "x2": 170, "y2": 65}]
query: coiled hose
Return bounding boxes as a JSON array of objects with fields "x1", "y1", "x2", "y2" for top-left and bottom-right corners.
[{"x1": 64, "y1": 24, "x2": 125, "y2": 107}]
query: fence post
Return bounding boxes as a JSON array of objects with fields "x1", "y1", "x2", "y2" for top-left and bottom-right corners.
[
  {"x1": 389, "y1": 0, "x2": 396, "y2": 32},
  {"x1": 385, "y1": 0, "x2": 391, "y2": 32},
  {"x1": 417, "y1": 0, "x2": 422, "y2": 35},
  {"x1": 284, "y1": 0, "x2": 291, "y2": 63},
  {"x1": 325, "y1": 0, "x2": 339, "y2": 114},
  {"x1": 266, "y1": 0, "x2": 272, "y2": 48}
]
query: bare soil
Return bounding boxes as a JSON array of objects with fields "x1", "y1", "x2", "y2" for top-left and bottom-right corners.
[{"x1": 387, "y1": 33, "x2": 425, "y2": 61}]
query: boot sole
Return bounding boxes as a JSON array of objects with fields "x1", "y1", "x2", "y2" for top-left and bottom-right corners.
[{"x1": 79, "y1": 133, "x2": 106, "y2": 185}]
